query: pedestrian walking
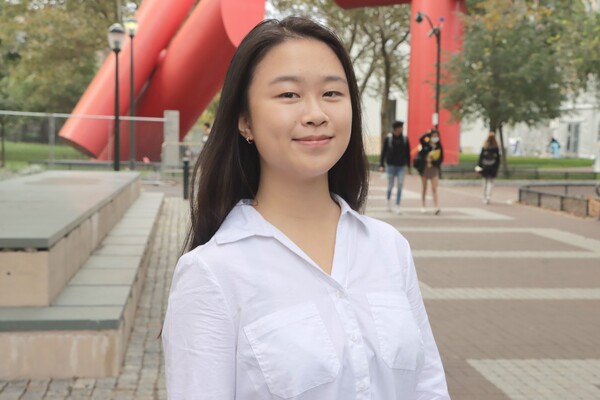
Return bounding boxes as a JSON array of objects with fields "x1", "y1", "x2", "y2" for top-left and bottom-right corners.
[
  {"x1": 549, "y1": 137, "x2": 561, "y2": 159},
  {"x1": 415, "y1": 129, "x2": 443, "y2": 214},
  {"x1": 161, "y1": 17, "x2": 449, "y2": 400},
  {"x1": 379, "y1": 120, "x2": 411, "y2": 214},
  {"x1": 476, "y1": 131, "x2": 501, "y2": 204}
]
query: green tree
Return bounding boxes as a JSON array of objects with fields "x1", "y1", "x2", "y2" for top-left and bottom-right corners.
[
  {"x1": 556, "y1": 2, "x2": 600, "y2": 96},
  {"x1": 442, "y1": 0, "x2": 568, "y2": 175},
  {"x1": 271, "y1": 0, "x2": 411, "y2": 139},
  {"x1": 199, "y1": 92, "x2": 221, "y2": 127},
  {"x1": 0, "y1": 0, "x2": 141, "y2": 143},
  {"x1": 0, "y1": 4, "x2": 23, "y2": 166}
]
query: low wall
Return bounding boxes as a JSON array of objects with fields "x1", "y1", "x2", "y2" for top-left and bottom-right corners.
[
  {"x1": 519, "y1": 183, "x2": 599, "y2": 218},
  {"x1": 589, "y1": 196, "x2": 600, "y2": 218},
  {"x1": 0, "y1": 171, "x2": 140, "y2": 306},
  {"x1": 0, "y1": 192, "x2": 164, "y2": 379}
]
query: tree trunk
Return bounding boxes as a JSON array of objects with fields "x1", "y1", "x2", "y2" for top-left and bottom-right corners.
[
  {"x1": 379, "y1": 38, "x2": 392, "y2": 144},
  {"x1": 358, "y1": 49, "x2": 377, "y2": 98},
  {"x1": 0, "y1": 118, "x2": 5, "y2": 168},
  {"x1": 497, "y1": 124, "x2": 509, "y2": 178},
  {"x1": 380, "y1": 87, "x2": 390, "y2": 141}
]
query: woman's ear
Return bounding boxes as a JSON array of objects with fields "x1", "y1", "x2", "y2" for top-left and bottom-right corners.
[{"x1": 238, "y1": 114, "x2": 253, "y2": 141}]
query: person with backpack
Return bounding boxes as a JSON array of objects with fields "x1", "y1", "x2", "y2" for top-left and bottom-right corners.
[
  {"x1": 416, "y1": 129, "x2": 443, "y2": 214},
  {"x1": 379, "y1": 120, "x2": 411, "y2": 213},
  {"x1": 476, "y1": 131, "x2": 501, "y2": 204}
]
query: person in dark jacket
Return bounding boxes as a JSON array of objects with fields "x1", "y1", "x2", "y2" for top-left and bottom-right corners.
[
  {"x1": 476, "y1": 131, "x2": 501, "y2": 204},
  {"x1": 379, "y1": 121, "x2": 411, "y2": 214},
  {"x1": 416, "y1": 129, "x2": 443, "y2": 214}
]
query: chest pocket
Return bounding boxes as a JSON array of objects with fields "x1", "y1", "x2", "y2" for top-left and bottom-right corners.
[
  {"x1": 367, "y1": 292, "x2": 425, "y2": 371},
  {"x1": 243, "y1": 303, "x2": 340, "y2": 398}
]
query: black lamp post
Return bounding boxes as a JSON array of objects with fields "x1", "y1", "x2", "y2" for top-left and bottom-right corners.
[
  {"x1": 415, "y1": 11, "x2": 444, "y2": 131},
  {"x1": 108, "y1": 23, "x2": 125, "y2": 171},
  {"x1": 124, "y1": 17, "x2": 138, "y2": 170}
]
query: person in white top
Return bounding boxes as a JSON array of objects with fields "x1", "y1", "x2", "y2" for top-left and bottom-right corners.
[{"x1": 162, "y1": 16, "x2": 450, "y2": 400}]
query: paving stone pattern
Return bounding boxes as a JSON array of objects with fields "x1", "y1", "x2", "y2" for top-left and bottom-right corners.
[{"x1": 1, "y1": 175, "x2": 599, "y2": 399}]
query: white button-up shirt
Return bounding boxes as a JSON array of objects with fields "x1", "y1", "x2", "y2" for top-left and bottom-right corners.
[{"x1": 162, "y1": 196, "x2": 450, "y2": 399}]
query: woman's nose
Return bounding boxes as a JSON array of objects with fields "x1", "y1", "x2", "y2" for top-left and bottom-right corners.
[{"x1": 301, "y1": 98, "x2": 328, "y2": 127}]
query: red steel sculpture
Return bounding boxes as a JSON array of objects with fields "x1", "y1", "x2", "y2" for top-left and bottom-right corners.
[
  {"x1": 335, "y1": 0, "x2": 466, "y2": 164},
  {"x1": 59, "y1": 0, "x2": 265, "y2": 161},
  {"x1": 60, "y1": 0, "x2": 463, "y2": 163}
]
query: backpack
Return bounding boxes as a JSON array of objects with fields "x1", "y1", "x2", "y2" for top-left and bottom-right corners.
[{"x1": 413, "y1": 149, "x2": 425, "y2": 173}]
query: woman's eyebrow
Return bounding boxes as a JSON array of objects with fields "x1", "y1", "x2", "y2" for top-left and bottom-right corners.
[
  {"x1": 323, "y1": 75, "x2": 348, "y2": 85},
  {"x1": 269, "y1": 75, "x2": 301, "y2": 85},
  {"x1": 268, "y1": 75, "x2": 348, "y2": 85}
]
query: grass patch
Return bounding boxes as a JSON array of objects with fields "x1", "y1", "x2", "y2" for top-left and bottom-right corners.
[
  {"x1": 1, "y1": 141, "x2": 87, "y2": 171},
  {"x1": 368, "y1": 152, "x2": 594, "y2": 169}
]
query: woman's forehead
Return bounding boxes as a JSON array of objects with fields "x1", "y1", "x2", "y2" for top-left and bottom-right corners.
[{"x1": 253, "y1": 38, "x2": 345, "y2": 79}]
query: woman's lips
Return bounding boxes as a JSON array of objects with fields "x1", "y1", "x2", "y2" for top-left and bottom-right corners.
[{"x1": 293, "y1": 136, "x2": 333, "y2": 146}]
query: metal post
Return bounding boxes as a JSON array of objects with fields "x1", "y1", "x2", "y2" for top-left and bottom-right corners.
[
  {"x1": 48, "y1": 114, "x2": 55, "y2": 167},
  {"x1": 114, "y1": 48, "x2": 121, "y2": 171},
  {"x1": 593, "y1": 137, "x2": 600, "y2": 173},
  {"x1": 435, "y1": 28, "x2": 441, "y2": 131},
  {"x1": 129, "y1": 34, "x2": 135, "y2": 170},
  {"x1": 416, "y1": 12, "x2": 443, "y2": 131},
  {"x1": 183, "y1": 157, "x2": 190, "y2": 200}
]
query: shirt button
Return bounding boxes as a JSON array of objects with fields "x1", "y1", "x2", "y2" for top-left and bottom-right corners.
[
  {"x1": 350, "y1": 333, "x2": 359, "y2": 342},
  {"x1": 336, "y1": 290, "x2": 344, "y2": 298},
  {"x1": 358, "y1": 383, "x2": 367, "y2": 391}
]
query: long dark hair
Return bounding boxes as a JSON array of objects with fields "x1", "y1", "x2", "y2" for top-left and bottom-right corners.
[{"x1": 185, "y1": 17, "x2": 369, "y2": 250}]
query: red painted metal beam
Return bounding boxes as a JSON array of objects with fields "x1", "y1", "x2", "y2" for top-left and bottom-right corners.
[
  {"x1": 334, "y1": 0, "x2": 466, "y2": 164},
  {"x1": 408, "y1": 0, "x2": 465, "y2": 164},
  {"x1": 61, "y1": 0, "x2": 265, "y2": 161},
  {"x1": 99, "y1": 0, "x2": 265, "y2": 161},
  {"x1": 58, "y1": 0, "x2": 196, "y2": 158}
]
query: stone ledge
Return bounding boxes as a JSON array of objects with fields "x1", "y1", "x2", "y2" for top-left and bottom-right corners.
[
  {"x1": 0, "y1": 171, "x2": 141, "y2": 249},
  {"x1": 0, "y1": 171, "x2": 142, "y2": 306},
  {"x1": 0, "y1": 306, "x2": 122, "y2": 331},
  {"x1": 0, "y1": 191, "x2": 164, "y2": 379}
]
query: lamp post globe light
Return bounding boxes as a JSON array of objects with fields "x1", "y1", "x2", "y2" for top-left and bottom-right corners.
[
  {"x1": 107, "y1": 23, "x2": 126, "y2": 171},
  {"x1": 124, "y1": 16, "x2": 138, "y2": 170},
  {"x1": 415, "y1": 11, "x2": 444, "y2": 131}
]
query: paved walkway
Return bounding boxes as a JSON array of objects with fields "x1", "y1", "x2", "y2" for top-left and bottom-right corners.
[{"x1": 1, "y1": 173, "x2": 599, "y2": 399}]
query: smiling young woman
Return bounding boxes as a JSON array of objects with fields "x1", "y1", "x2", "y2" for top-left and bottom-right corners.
[
  {"x1": 239, "y1": 37, "x2": 352, "y2": 185},
  {"x1": 161, "y1": 17, "x2": 450, "y2": 400}
]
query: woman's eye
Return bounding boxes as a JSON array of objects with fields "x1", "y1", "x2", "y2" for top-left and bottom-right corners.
[
  {"x1": 324, "y1": 91, "x2": 341, "y2": 97},
  {"x1": 279, "y1": 92, "x2": 298, "y2": 98}
]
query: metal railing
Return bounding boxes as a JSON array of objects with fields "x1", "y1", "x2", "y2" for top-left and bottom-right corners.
[
  {"x1": 0, "y1": 109, "x2": 166, "y2": 167},
  {"x1": 519, "y1": 183, "x2": 600, "y2": 218},
  {"x1": 440, "y1": 164, "x2": 599, "y2": 180}
]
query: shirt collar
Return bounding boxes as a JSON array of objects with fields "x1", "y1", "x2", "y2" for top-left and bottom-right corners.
[{"x1": 213, "y1": 195, "x2": 367, "y2": 245}]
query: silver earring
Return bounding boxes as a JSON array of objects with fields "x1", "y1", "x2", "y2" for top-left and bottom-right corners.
[{"x1": 245, "y1": 136, "x2": 254, "y2": 145}]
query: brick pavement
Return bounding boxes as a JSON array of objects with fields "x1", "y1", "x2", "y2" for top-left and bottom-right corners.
[
  {"x1": 1, "y1": 174, "x2": 599, "y2": 399},
  {"x1": 369, "y1": 174, "x2": 600, "y2": 400}
]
